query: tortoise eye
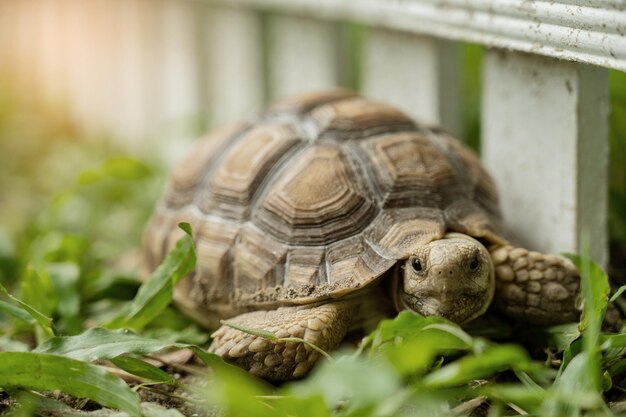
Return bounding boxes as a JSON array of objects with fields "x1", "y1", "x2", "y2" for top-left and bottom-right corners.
[
  {"x1": 469, "y1": 256, "x2": 480, "y2": 271},
  {"x1": 410, "y1": 257, "x2": 423, "y2": 273}
]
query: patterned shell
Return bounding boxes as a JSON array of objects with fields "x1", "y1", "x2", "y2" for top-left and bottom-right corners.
[{"x1": 143, "y1": 90, "x2": 504, "y2": 309}]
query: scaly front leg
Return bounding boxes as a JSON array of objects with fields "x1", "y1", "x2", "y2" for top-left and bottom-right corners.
[
  {"x1": 209, "y1": 301, "x2": 355, "y2": 381},
  {"x1": 489, "y1": 245, "x2": 580, "y2": 324}
]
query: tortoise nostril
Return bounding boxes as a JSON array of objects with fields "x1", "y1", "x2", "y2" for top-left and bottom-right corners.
[{"x1": 448, "y1": 270, "x2": 453, "y2": 275}]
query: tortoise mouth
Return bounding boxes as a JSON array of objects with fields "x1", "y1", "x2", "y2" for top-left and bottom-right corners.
[{"x1": 401, "y1": 290, "x2": 491, "y2": 324}]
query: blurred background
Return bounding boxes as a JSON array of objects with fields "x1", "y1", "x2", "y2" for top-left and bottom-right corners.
[{"x1": 0, "y1": 0, "x2": 624, "y2": 282}]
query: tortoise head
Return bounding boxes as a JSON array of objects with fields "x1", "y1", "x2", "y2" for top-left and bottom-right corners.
[{"x1": 395, "y1": 233, "x2": 495, "y2": 324}]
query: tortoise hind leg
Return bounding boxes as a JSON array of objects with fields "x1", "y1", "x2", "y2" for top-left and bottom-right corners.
[
  {"x1": 489, "y1": 245, "x2": 580, "y2": 324},
  {"x1": 209, "y1": 300, "x2": 355, "y2": 381}
]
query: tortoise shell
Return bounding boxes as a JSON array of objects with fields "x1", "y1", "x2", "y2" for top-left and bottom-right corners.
[{"x1": 143, "y1": 90, "x2": 504, "y2": 312}]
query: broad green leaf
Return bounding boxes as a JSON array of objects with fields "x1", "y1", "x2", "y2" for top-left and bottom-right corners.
[
  {"x1": 0, "y1": 278, "x2": 55, "y2": 338},
  {"x1": 105, "y1": 223, "x2": 196, "y2": 330},
  {"x1": 358, "y1": 311, "x2": 473, "y2": 377},
  {"x1": 0, "y1": 352, "x2": 141, "y2": 417},
  {"x1": 382, "y1": 326, "x2": 471, "y2": 377},
  {"x1": 35, "y1": 327, "x2": 193, "y2": 361},
  {"x1": 564, "y1": 252, "x2": 609, "y2": 351},
  {"x1": 422, "y1": 344, "x2": 530, "y2": 388},
  {"x1": 542, "y1": 352, "x2": 605, "y2": 416},
  {"x1": 200, "y1": 355, "x2": 276, "y2": 417},
  {"x1": 287, "y1": 353, "x2": 402, "y2": 412},
  {"x1": 111, "y1": 356, "x2": 176, "y2": 385},
  {"x1": 360, "y1": 311, "x2": 463, "y2": 353}
]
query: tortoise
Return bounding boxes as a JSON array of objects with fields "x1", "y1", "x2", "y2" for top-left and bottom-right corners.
[{"x1": 143, "y1": 90, "x2": 581, "y2": 381}]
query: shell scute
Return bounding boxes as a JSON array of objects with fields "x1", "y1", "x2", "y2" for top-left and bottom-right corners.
[
  {"x1": 232, "y1": 224, "x2": 289, "y2": 301},
  {"x1": 254, "y1": 144, "x2": 378, "y2": 245},
  {"x1": 197, "y1": 122, "x2": 301, "y2": 220},
  {"x1": 164, "y1": 123, "x2": 247, "y2": 208},
  {"x1": 364, "y1": 207, "x2": 446, "y2": 259},
  {"x1": 360, "y1": 132, "x2": 460, "y2": 209},
  {"x1": 145, "y1": 91, "x2": 503, "y2": 309},
  {"x1": 192, "y1": 217, "x2": 239, "y2": 305},
  {"x1": 310, "y1": 97, "x2": 416, "y2": 141}
]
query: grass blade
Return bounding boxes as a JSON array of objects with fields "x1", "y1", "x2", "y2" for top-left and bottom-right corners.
[
  {"x1": 610, "y1": 284, "x2": 626, "y2": 303},
  {"x1": 0, "y1": 352, "x2": 141, "y2": 417},
  {"x1": 564, "y1": 248, "x2": 609, "y2": 393},
  {"x1": 0, "y1": 299, "x2": 35, "y2": 325},
  {"x1": 34, "y1": 328, "x2": 185, "y2": 361},
  {"x1": 0, "y1": 277, "x2": 55, "y2": 337},
  {"x1": 34, "y1": 327, "x2": 235, "y2": 372},
  {"x1": 111, "y1": 356, "x2": 176, "y2": 385}
]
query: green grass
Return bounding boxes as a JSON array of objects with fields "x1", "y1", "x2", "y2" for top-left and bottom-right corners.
[
  {"x1": 0, "y1": 205, "x2": 624, "y2": 416},
  {"x1": 0, "y1": 45, "x2": 626, "y2": 417},
  {"x1": 0, "y1": 138, "x2": 625, "y2": 417}
]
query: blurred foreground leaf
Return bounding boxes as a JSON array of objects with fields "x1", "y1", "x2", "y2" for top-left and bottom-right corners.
[
  {"x1": 0, "y1": 352, "x2": 141, "y2": 417},
  {"x1": 360, "y1": 311, "x2": 474, "y2": 377},
  {"x1": 360, "y1": 311, "x2": 471, "y2": 352},
  {"x1": 78, "y1": 156, "x2": 152, "y2": 185},
  {"x1": 548, "y1": 249, "x2": 611, "y2": 416},
  {"x1": 542, "y1": 352, "x2": 606, "y2": 415},
  {"x1": 288, "y1": 353, "x2": 402, "y2": 413},
  {"x1": 422, "y1": 344, "x2": 530, "y2": 388}
]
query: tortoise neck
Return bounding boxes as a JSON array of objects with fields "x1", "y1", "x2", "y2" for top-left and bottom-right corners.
[{"x1": 387, "y1": 262, "x2": 408, "y2": 313}]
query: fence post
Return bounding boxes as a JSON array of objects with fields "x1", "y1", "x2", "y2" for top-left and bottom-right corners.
[
  {"x1": 482, "y1": 49, "x2": 609, "y2": 266},
  {"x1": 202, "y1": 5, "x2": 265, "y2": 126},
  {"x1": 362, "y1": 28, "x2": 461, "y2": 136},
  {"x1": 156, "y1": 0, "x2": 203, "y2": 163},
  {"x1": 267, "y1": 14, "x2": 340, "y2": 99}
]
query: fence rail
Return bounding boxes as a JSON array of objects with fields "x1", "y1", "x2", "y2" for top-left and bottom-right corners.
[{"x1": 202, "y1": 0, "x2": 626, "y2": 71}]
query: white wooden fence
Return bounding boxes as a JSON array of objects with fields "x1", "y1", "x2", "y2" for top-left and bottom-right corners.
[{"x1": 1, "y1": 0, "x2": 624, "y2": 266}]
